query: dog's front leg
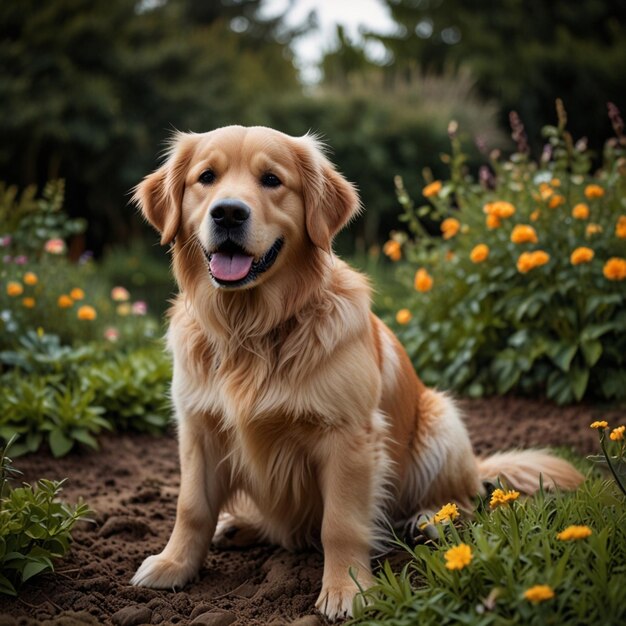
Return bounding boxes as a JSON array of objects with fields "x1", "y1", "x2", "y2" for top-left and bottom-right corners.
[
  {"x1": 315, "y1": 432, "x2": 376, "y2": 621},
  {"x1": 132, "y1": 417, "x2": 228, "y2": 589}
]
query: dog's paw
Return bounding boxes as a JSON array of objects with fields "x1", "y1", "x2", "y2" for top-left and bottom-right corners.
[
  {"x1": 212, "y1": 513, "x2": 262, "y2": 549},
  {"x1": 131, "y1": 553, "x2": 197, "y2": 590},
  {"x1": 315, "y1": 585, "x2": 357, "y2": 621}
]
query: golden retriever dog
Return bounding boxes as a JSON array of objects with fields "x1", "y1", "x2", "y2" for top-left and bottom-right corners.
[{"x1": 130, "y1": 126, "x2": 584, "y2": 620}]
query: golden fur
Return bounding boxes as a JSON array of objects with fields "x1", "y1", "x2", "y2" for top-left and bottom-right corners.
[{"x1": 130, "y1": 126, "x2": 584, "y2": 620}]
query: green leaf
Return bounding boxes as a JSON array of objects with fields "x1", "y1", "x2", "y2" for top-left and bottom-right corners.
[
  {"x1": 0, "y1": 573, "x2": 16, "y2": 596},
  {"x1": 22, "y1": 559, "x2": 52, "y2": 582},
  {"x1": 548, "y1": 344, "x2": 578, "y2": 372},
  {"x1": 580, "y1": 339, "x2": 603, "y2": 368},
  {"x1": 580, "y1": 323, "x2": 618, "y2": 341},
  {"x1": 570, "y1": 366, "x2": 590, "y2": 402},
  {"x1": 48, "y1": 429, "x2": 74, "y2": 458}
]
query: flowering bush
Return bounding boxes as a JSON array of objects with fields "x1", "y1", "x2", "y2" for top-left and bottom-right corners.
[
  {"x1": 386, "y1": 103, "x2": 626, "y2": 403},
  {"x1": 352, "y1": 469, "x2": 626, "y2": 625}
]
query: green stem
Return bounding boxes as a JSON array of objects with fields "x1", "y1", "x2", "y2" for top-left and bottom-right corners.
[{"x1": 600, "y1": 433, "x2": 626, "y2": 497}]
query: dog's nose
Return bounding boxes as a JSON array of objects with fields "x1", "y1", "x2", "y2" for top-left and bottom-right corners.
[{"x1": 210, "y1": 199, "x2": 250, "y2": 229}]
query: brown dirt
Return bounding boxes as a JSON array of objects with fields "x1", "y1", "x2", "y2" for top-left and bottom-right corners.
[{"x1": 0, "y1": 396, "x2": 623, "y2": 626}]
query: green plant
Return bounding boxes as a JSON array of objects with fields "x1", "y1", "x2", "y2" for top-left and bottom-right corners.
[
  {"x1": 589, "y1": 420, "x2": 626, "y2": 498},
  {"x1": 351, "y1": 474, "x2": 626, "y2": 625},
  {"x1": 0, "y1": 441, "x2": 91, "y2": 596},
  {"x1": 387, "y1": 102, "x2": 626, "y2": 403}
]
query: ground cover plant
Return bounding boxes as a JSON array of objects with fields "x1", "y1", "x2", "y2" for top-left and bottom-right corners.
[
  {"x1": 351, "y1": 422, "x2": 626, "y2": 625},
  {"x1": 0, "y1": 181, "x2": 172, "y2": 457},
  {"x1": 386, "y1": 102, "x2": 626, "y2": 404},
  {"x1": 0, "y1": 440, "x2": 91, "y2": 596}
]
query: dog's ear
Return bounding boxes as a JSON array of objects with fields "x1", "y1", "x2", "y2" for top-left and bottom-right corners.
[
  {"x1": 293, "y1": 135, "x2": 361, "y2": 253},
  {"x1": 132, "y1": 133, "x2": 196, "y2": 246}
]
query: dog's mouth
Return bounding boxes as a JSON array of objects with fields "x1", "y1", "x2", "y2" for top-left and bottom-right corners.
[{"x1": 204, "y1": 238, "x2": 284, "y2": 288}]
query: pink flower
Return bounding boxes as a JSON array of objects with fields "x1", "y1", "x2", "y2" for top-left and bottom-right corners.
[
  {"x1": 132, "y1": 301, "x2": 147, "y2": 316},
  {"x1": 44, "y1": 238, "x2": 66, "y2": 254},
  {"x1": 111, "y1": 286, "x2": 130, "y2": 302},
  {"x1": 104, "y1": 327, "x2": 119, "y2": 342},
  {"x1": 13, "y1": 255, "x2": 28, "y2": 265},
  {"x1": 0, "y1": 236, "x2": 11, "y2": 247}
]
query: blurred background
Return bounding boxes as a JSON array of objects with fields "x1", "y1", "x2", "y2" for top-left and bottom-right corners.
[{"x1": 1, "y1": 0, "x2": 625, "y2": 274}]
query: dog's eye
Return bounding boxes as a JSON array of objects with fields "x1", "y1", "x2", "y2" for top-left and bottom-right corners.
[
  {"x1": 260, "y1": 173, "x2": 282, "y2": 188},
  {"x1": 199, "y1": 170, "x2": 216, "y2": 185}
]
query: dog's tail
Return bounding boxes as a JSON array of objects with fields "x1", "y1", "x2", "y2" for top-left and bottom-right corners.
[{"x1": 477, "y1": 449, "x2": 584, "y2": 494}]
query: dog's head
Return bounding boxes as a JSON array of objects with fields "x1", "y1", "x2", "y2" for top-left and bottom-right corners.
[{"x1": 133, "y1": 126, "x2": 360, "y2": 291}]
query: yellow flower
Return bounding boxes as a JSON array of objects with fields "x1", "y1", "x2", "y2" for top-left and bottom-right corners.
[
  {"x1": 433, "y1": 503, "x2": 460, "y2": 524},
  {"x1": 490, "y1": 488, "x2": 520, "y2": 508},
  {"x1": 557, "y1": 525, "x2": 592, "y2": 541},
  {"x1": 530, "y1": 209, "x2": 541, "y2": 222},
  {"x1": 517, "y1": 251, "x2": 550, "y2": 274},
  {"x1": 548, "y1": 194, "x2": 565, "y2": 209},
  {"x1": 470, "y1": 244, "x2": 490, "y2": 263},
  {"x1": 572, "y1": 203, "x2": 590, "y2": 220},
  {"x1": 70, "y1": 288, "x2": 85, "y2": 300},
  {"x1": 586, "y1": 223, "x2": 602, "y2": 236},
  {"x1": 570, "y1": 247, "x2": 594, "y2": 266},
  {"x1": 117, "y1": 303, "x2": 132, "y2": 316},
  {"x1": 396, "y1": 309, "x2": 412, "y2": 325},
  {"x1": 383, "y1": 240, "x2": 402, "y2": 262},
  {"x1": 511, "y1": 224, "x2": 538, "y2": 244},
  {"x1": 492, "y1": 201, "x2": 516, "y2": 219},
  {"x1": 610, "y1": 425, "x2": 625, "y2": 441},
  {"x1": 444, "y1": 543, "x2": 473, "y2": 570},
  {"x1": 423, "y1": 180, "x2": 443, "y2": 198},
  {"x1": 486, "y1": 214, "x2": 501, "y2": 229},
  {"x1": 603, "y1": 257, "x2": 626, "y2": 281},
  {"x1": 57, "y1": 294, "x2": 74, "y2": 308},
  {"x1": 524, "y1": 585, "x2": 555, "y2": 604},
  {"x1": 6, "y1": 281, "x2": 23, "y2": 297},
  {"x1": 616, "y1": 215, "x2": 626, "y2": 239},
  {"x1": 539, "y1": 183, "x2": 553, "y2": 200},
  {"x1": 23, "y1": 271, "x2": 38, "y2": 286},
  {"x1": 414, "y1": 268, "x2": 434, "y2": 293},
  {"x1": 77, "y1": 305, "x2": 97, "y2": 321},
  {"x1": 22, "y1": 297, "x2": 35, "y2": 308},
  {"x1": 590, "y1": 420, "x2": 608, "y2": 429},
  {"x1": 584, "y1": 184, "x2": 605, "y2": 199},
  {"x1": 441, "y1": 218, "x2": 461, "y2": 240}
]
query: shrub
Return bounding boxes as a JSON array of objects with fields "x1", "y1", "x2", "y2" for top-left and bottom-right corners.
[
  {"x1": 387, "y1": 102, "x2": 626, "y2": 404},
  {"x1": 352, "y1": 473, "x2": 626, "y2": 625},
  {"x1": 0, "y1": 441, "x2": 91, "y2": 596},
  {"x1": 0, "y1": 336, "x2": 171, "y2": 457}
]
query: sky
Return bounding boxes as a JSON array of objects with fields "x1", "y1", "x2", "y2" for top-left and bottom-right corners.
[{"x1": 259, "y1": 0, "x2": 398, "y2": 82}]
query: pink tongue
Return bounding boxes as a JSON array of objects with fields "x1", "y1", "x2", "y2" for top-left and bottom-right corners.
[{"x1": 209, "y1": 252, "x2": 254, "y2": 281}]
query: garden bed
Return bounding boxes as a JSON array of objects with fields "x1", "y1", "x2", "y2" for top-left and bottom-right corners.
[{"x1": 0, "y1": 396, "x2": 622, "y2": 626}]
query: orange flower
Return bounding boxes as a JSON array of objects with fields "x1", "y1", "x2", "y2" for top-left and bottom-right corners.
[
  {"x1": 572, "y1": 203, "x2": 590, "y2": 220},
  {"x1": 530, "y1": 209, "x2": 541, "y2": 222},
  {"x1": 570, "y1": 247, "x2": 594, "y2": 265},
  {"x1": 111, "y1": 286, "x2": 131, "y2": 302},
  {"x1": 70, "y1": 288, "x2": 85, "y2": 300},
  {"x1": 586, "y1": 223, "x2": 602, "y2": 236},
  {"x1": 610, "y1": 425, "x2": 625, "y2": 441},
  {"x1": 517, "y1": 250, "x2": 550, "y2": 274},
  {"x1": 486, "y1": 214, "x2": 501, "y2": 229},
  {"x1": 550, "y1": 178, "x2": 561, "y2": 187},
  {"x1": 616, "y1": 215, "x2": 626, "y2": 239},
  {"x1": 23, "y1": 271, "x2": 38, "y2": 286},
  {"x1": 441, "y1": 218, "x2": 461, "y2": 240},
  {"x1": 44, "y1": 238, "x2": 66, "y2": 254},
  {"x1": 77, "y1": 305, "x2": 97, "y2": 320},
  {"x1": 492, "y1": 201, "x2": 515, "y2": 219},
  {"x1": 539, "y1": 183, "x2": 553, "y2": 200},
  {"x1": 511, "y1": 225, "x2": 538, "y2": 244},
  {"x1": 396, "y1": 309, "x2": 412, "y2": 325},
  {"x1": 557, "y1": 525, "x2": 592, "y2": 541},
  {"x1": 548, "y1": 194, "x2": 565, "y2": 209},
  {"x1": 470, "y1": 244, "x2": 489, "y2": 263},
  {"x1": 524, "y1": 585, "x2": 555, "y2": 604},
  {"x1": 6, "y1": 281, "x2": 23, "y2": 297},
  {"x1": 584, "y1": 184, "x2": 605, "y2": 199},
  {"x1": 603, "y1": 257, "x2": 626, "y2": 281},
  {"x1": 414, "y1": 268, "x2": 433, "y2": 292},
  {"x1": 22, "y1": 297, "x2": 35, "y2": 308},
  {"x1": 423, "y1": 180, "x2": 442, "y2": 198},
  {"x1": 383, "y1": 240, "x2": 401, "y2": 261},
  {"x1": 444, "y1": 544, "x2": 473, "y2": 570},
  {"x1": 57, "y1": 294, "x2": 74, "y2": 308}
]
